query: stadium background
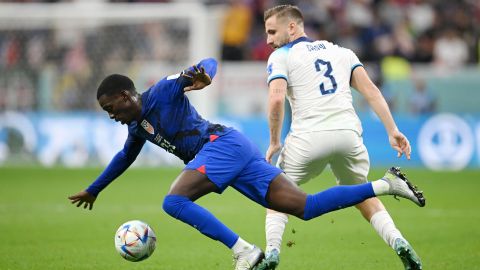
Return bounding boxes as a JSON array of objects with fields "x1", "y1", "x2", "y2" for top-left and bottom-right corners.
[{"x1": 0, "y1": 1, "x2": 479, "y2": 269}]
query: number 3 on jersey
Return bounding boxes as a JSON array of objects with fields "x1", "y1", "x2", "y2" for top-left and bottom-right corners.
[{"x1": 315, "y1": 59, "x2": 337, "y2": 95}]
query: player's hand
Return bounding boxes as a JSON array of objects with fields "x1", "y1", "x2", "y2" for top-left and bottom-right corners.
[
  {"x1": 68, "y1": 190, "x2": 96, "y2": 210},
  {"x1": 182, "y1": 65, "x2": 211, "y2": 92},
  {"x1": 389, "y1": 130, "x2": 411, "y2": 160},
  {"x1": 266, "y1": 143, "x2": 282, "y2": 164}
]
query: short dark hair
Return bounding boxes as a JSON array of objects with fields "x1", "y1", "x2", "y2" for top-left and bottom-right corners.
[
  {"x1": 264, "y1": 5, "x2": 304, "y2": 24},
  {"x1": 97, "y1": 74, "x2": 136, "y2": 100}
]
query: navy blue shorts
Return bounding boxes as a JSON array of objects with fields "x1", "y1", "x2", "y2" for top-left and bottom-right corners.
[{"x1": 184, "y1": 129, "x2": 282, "y2": 207}]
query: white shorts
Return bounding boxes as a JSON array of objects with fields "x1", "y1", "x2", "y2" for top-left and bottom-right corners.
[{"x1": 276, "y1": 130, "x2": 370, "y2": 186}]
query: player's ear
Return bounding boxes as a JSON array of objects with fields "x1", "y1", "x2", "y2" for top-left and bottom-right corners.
[
  {"x1": 288, "y1": 21, "x2": 296, "y2": 35},
  {"x1": 120, "y1": 90, "x2": 131, "y2": 102}
]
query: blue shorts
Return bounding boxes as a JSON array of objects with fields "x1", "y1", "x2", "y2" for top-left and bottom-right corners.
[{"x1": 184, "y1": 129, "x2": 282, "y2": 207}]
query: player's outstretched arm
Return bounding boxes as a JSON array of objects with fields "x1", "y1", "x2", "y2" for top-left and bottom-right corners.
[
  {"x1": 351, "y1": 66, "x2": 411, "y2": 159},
  {"x1": 182, "y1": 58, "x2": 217, "y2": 92},
  {"x1": 68, "y1": 135, "x2": 145, "y2": 210},
  {"x1": 68, "y1": 190, "x2": 96, "y2": 210}
]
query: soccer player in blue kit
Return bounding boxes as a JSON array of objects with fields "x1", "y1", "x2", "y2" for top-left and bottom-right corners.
[{"x1": 68, "y1": 58, "x2": 425, "y2": 270}]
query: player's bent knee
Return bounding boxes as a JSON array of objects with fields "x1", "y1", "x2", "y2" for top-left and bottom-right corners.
[
  {"x1": 162, "y1": 194, "x2": 190, "y2": 219},
  {"x1": 290, "y1": 209, "x2": 306, "y2": 220},
  {"x1": 300, "y1": 212, "x2": 314, "y2": 221}
]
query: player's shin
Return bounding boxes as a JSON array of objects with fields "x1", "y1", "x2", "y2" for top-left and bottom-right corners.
[
  {"x1": 303, "y1": 183, "x2": 375, "y2": 220},
  {"x1": 265, "y1": 211, "x2": 288, "y2": 253},
  {"x1": 162, "y1": 194, "x2": 238, "y2": 248},
  {"x1": 370, "y1": 210, "x2": 404, "y2": 248}
]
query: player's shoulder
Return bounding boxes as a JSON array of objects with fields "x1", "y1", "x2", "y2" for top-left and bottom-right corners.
[
  {"x1": 143, "y1": 76, "x2": 177, "y2": 107},
  {"x1": 150, "y1": 73, "x2": 188, "y2": 98},
  {"x1": 137, "y1": 87, "x2": 157, "y2": 115},
  {"x1": 318, "y1": 40, "x2": 359, "y2": 60},
  {"x1": 330, "y1": 41, "x2": 357, "y2": 56},
  {"x1": 315, "y1": 40, "x2": 348, "y2": 51},
  {"x1": 268, "y1": 46, "x2": 289, "y2": 62}
]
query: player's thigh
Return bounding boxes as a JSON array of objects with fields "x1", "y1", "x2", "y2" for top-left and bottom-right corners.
[
  {"x1": 266, "y1": 173, "x2": 307, "y2": 218},
  {"x1": 233, "y1": 153, "x2": 283, "y2": 207},
  {"x1": 277, "y1": 133, "x2": 330, "y2": 185},
  {"x1": 184, "y1": 129, "x2": 254, "y2": 195},
  {"x1": 329, "y1": 130, "x2": 370, "y2": 185},
  {"x1": 168, "y1": 170, "x2": 219, "y2": 201}
]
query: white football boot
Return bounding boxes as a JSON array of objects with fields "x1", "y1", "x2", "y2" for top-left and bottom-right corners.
[
  {"x1": 233, "y1": 245, "x2": 264, "y2": 270},
  {"x1": 382, "y1": 167, "x2": 426, "y2": 207}
]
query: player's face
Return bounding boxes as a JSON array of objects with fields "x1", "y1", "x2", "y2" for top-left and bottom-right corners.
[
  {"x1": 265, "y1": 15, "x2": 290, "y2": 49},
  {"x1": 98, "y1": 91, "x2": 139, "y2": 125}
]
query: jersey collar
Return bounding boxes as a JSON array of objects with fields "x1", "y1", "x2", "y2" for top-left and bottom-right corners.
[
  {"x1": 140, "y1": 90, "x2": 150, "y2": 118},
  {"x1": 284, "y1": 36, "x2": 313, "y2": 48},
  {"x1": 128, "y1": 89, "x2": 150, "y2": 129}
]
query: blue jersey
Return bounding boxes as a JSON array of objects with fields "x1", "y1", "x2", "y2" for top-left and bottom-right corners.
[
  {"x1": 129, "y1": 63, "x2": 230, "y2": 163},
  {"x1": 87, "y1": 58, "x2": 231, "y2": 196}
]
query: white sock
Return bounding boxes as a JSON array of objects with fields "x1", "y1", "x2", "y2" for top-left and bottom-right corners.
[
  {"x1": 265, "y1": 212, "x2": 289, "y2": 253},
  {"x1": 231, "y1": 237, "x2": 254, "y2": 255},
  {"x1": 371, "y1": 180, "x2": 390, "y2": 196},
  {"x1": 370, "y1": 210, "x2": 404, "y2": 248}
]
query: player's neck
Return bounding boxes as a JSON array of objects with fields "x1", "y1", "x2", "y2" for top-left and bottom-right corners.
[
  {"x1": 290, "y1": 32, "x2": 307, "y2": 42},
  {"x1": 134, "y1": 93, "x2": 143, "y2": 122}
]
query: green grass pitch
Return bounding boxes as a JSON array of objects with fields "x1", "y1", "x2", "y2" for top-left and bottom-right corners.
[{"x1": 1, "y1": 167, "x2": 479, "y2": 269}]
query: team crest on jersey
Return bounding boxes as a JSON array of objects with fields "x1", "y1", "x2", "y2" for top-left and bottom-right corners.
[{"x1": 141, "y1": 119, "x2": 154, "y2": 135}]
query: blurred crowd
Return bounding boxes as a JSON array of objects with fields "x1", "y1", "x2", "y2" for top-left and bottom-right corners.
[
  {"x1": 220, "y1": 0, "x2": 479, "y2": 67},
  {"x1": 0, "y1": 0, "x2": 478, "y2": 115},
  {"x1": 0, "y1": 20, "x2": 189, "y2": 111}
]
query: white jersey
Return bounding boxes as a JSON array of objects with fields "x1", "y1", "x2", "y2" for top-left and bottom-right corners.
[{"x1": 267, "y1": 37, "x2": 363, "y2": 135}]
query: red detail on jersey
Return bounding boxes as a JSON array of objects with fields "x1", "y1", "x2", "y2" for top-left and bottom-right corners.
[
  {"x1": 197, "y1": 165, "x2": 206, "y2": 174},
  {"x1": 209, "y1": 135, "x2": 219, "y2": 142}
]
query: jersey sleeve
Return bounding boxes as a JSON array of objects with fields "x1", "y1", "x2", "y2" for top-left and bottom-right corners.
[
  {"x1": 85, "y1": 133, "x2": 146, "y2": 197},
  {"x1": 154, "y1": 58, "x2": 218, "y2": 101},
  {"x1": 267, "y1": 47, "x2": 289, "y2": 85},
  {"x1": 345, "y1": 48, "x2": 363, "y2": 71}
]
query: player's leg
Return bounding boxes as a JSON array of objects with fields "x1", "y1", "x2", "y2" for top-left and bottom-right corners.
[
  {"x1": 234, "y1": 153, "x2": 371, "y2": 270},
  {"x1": 265, "y1": 169, "x2": 425, "y2": 220},
  {"x1": 265, "y1": 172, "x2": 376, "y2": 220},
  {"x1": 262, "y1": 209, "x2": 285, "y2": 269},
  {"x1": 264, "y1": 132, "x2": 328, "y2": 264},
  {"x1": 330, "y1": 130, "x2": 423, "y2": 270},
  {"x1": 234, "y1": 142, "x2": 424, "y2": 269},
  {"x1": 164, "y1": 130, "x2": 278, "y2": 269},
  {"x1": 163, "y1": 169, "x2": 239, "y2": 248},
  {"x1": 357, "y1": 198, "x2": 422, "y2": 270},
  {"x1": 163, "y1": 169, "x2": 263, "y2": 270}
]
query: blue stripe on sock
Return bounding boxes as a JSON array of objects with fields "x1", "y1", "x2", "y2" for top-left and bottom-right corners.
[
  {"x1": 162, "y1": 194, "x2": 239, "y2": 248},
  {"x1": 303, "y1": 183, "x2": 375, "y2": 220}
]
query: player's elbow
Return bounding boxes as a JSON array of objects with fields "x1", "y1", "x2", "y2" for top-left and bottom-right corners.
[
  {"x1": 119, "y1": 149, "x2": 138, "y2": 164},
  {"x1": 364, "y1": 87, "x2": 384, "y2": 103},
  {"x1": 269, "y1": 95, "x2": 285, "y2": 107},
  {"x1": 204, "y1": 57, "x2": 217, "y2": 65},
  {"x1": 200, "y1": 58, "x2": 218, "y2": 79}
]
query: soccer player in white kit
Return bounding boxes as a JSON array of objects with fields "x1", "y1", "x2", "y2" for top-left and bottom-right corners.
[{"x1": 257, "y1": 5, "x2": 422, "y2": 270}]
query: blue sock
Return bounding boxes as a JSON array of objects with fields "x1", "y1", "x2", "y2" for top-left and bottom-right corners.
[
  {"x1": 162, "y1": 194, "x2": 239, "y2": 248},
  {"x1": 303, "y1": 183, "x2": 375, "y2": 220}
]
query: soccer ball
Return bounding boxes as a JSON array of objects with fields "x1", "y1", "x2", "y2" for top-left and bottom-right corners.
[{"x1": 114, "y1": 220, "x2": 157, "y2": 262}]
